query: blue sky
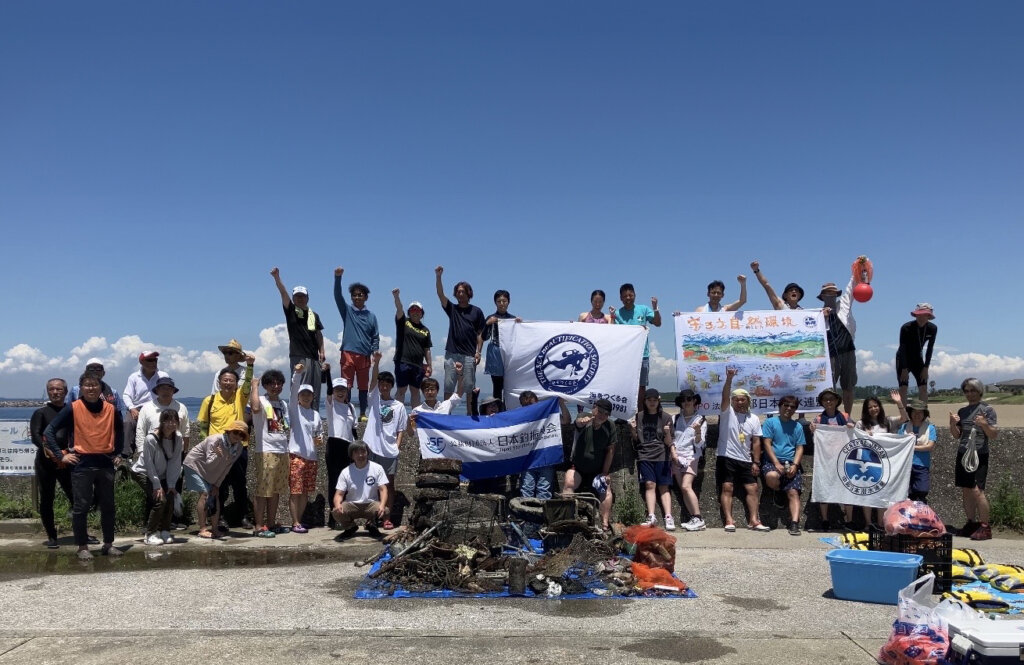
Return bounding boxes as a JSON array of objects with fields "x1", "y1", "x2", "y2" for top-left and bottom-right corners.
[{"x1": 2, "y1": 1, "x2": 1023, "y2": 398}]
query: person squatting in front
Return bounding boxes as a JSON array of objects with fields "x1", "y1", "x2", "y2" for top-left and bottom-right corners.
[{"x1": 332, "y1": 440, "x2": 390, "y2": 540}]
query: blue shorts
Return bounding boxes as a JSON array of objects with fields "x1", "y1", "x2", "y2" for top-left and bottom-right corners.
[
  {"x1": 395, "y1": 362, "x2": 425, "y2": 389},
  {"x1": 761, "y1": 461, "x2": 803, "y2": 493},
  {"x1": 183, "y1": 467, "x2": 212, "y2": 494},
  {"x1": 910, "y1": 464, "x2": 930, "y2": 496},
  {"x1": 638, "y1": 460, "x2": 672, "y2": 486}
]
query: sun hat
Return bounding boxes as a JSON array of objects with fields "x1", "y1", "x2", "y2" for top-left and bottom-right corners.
[
  {"x1": 817, "y1": 283, "x2": 841, "y2": 301},
  {"x1": 675, "y1": 389, "x2": 701, "y2": 407},
  {"x1": 816, "y1": 388, "x2": 842, "y2": 405},
  {"x1": 217, "y1": 339, "x2": 245, "y2": 355},
  {"x1": 224, "y1": 420, "x2": 249, "y2": 441},
  {"x1": 783, "y1": 283, "x2": 805, "y2": 300},
  {"x1": 153, "y1": 377, "x2": 179, "y2": 394},
  {"x1": 911, "y1": 303, "x2": 935, "y2": 319},
  {"x1": 905, "y1": 401, "x2": 931, "y2": 418}
]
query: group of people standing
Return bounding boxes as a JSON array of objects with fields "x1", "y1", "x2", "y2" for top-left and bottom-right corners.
[{"x1": 24, "y1": 259, "x2": 993, "y2": 556}]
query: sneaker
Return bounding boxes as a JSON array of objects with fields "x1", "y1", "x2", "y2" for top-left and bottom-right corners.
[
  {"x1": 642, "y1": 514, "x2": 657, "y2": 527},
  {"x1": 76, "y1": 549, "x2": 94, "y2": 561},
  {"x1": 969, "y1": 523, "x2": 992, "y2": 541},
  {"x1": 749, "y1": 523, "x2": 771, "y2": 532},
  {"x1": 160, "y1": 530, "x2": 173, "y2": 544},
  {"x1": 44, "y1": 538, "x2": 59, "y2": 549},
  {"x1": 272, "y1": 524, "x2": 291, "y2": 535},
  {"x1": 102, "y1": 544, "x2": 123, "y2": 557},
  {"x1": 788, "y1": 521, "x2": 801, "y2": 536},
  {"x1": 172, "y1": 522, "x2": 188, "y2": 531},
  {"x1": 723, "y1": 524, "x2": 737, "y2": 533},
  {"x1": 664, "y1": 515, "x2": 676, "y2": 531},
  {"x1": 683, "y1": 517, "x2": 707, "y2": 532},
  {"x1": 86, "y1": 534, "x2": 100, "y2": 545},
  {"x1": 958, "y1": 520, "x2": 979, "y2": 537},
  {"x1": 241, "y1": 517, "x2": 255, "y2": 530},
  {"x1": 334, "y1": 526, "x2": 358, "y2": 541},
  {"x1": 145, "y1": 533, "x2": 163, "y2": 546}
]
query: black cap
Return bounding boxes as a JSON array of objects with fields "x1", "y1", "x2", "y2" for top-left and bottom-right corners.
[
  {"x1": 674, "y1": 389, "x2": 701, "y2": 407},
  {"x1": 594, "y1": 398, "x2": 613, "y2": 413}
]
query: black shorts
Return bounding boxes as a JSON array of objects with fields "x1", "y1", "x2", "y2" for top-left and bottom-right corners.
[
  {"x1": 895, "y1": 354, "x2": 927, "y2": 386},
  {"x1": 716, "y1": 455, "x2": 756, "y2": 487},
  {"x1": 395, "y1": 362, "x2": 426, "y2": 389},
  {"x1": 954, "y1": 450, "x2": 989, "y2": 490}
]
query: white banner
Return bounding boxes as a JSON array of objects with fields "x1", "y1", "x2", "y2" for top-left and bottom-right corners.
[
  {"x1": 811, "y1": 425, "x2": 915, "y2": 508},
  {"x1": 0, "y1": 421, "x2": 36, "y2": 476},
  {"x1": 674, "y1": 309, "x2": 833, "y2": 414},
  {"x1": 417, "y1": 398, "x2": 563, "y2": 480},
  {"x1": 498, "y1": 320, "x2": 647, "y2": 418}
]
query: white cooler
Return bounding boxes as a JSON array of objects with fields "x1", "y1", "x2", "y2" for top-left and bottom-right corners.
[{"x1": 945, "y1": 616, "x2": 1024, "y2": 664}]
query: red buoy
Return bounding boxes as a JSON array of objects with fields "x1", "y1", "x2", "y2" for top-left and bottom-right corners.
[{"x1": 853, "y1": 282, "x2": 873, "y2": 303}]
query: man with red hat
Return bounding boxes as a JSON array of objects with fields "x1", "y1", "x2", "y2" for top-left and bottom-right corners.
[
  {"x1": 896, "y1": 303, "x2": 938, "y2": 406},
  {"x1": 122, "y1": 351, "x2": 168, "y2": 455}
]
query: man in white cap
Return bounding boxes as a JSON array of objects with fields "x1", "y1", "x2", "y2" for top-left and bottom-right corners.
[
  {"x1": 67, "y1": 358, "x2": 125, "y2": 413},
  {"x1": 896, "y1": 303, "x2": 937, "y2": 405},
  {"x1": 271, "y1": 267, "x2": 325, "y2": 408},
  {"x1": 392, "y1": 287, "x2": 433, "y2": 409},
  {"x1": 123, "y1": 351, "x2": 168, "y2": 455}
]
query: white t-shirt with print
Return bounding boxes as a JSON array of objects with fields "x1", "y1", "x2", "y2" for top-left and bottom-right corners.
[
  {"x1": 364, "y1": 387, "x2": 408, "y2": 459},
  {"x1": 252, "y1": 396, "x2": 290, "y2": 455},
  {"x1": 335, "y1": 460, "x2": 389, "y2": 504},
  {"x1": 716, "y1": 406, "x2": 762, "y2": 463}
]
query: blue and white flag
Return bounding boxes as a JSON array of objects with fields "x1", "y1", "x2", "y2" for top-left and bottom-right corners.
[
  {"x1": 811, "y1": 425, "x2": 916, "y2": 508},
  {"x1": 498, "y1": 320, "x2": 647, "y2": 418},
  {"x1": 416, "y1": 398, "x2": 564, "y2": 480}
]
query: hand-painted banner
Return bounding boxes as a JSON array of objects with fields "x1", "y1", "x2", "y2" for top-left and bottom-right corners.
[
  {"x1": 0, "y1": 422, "x2": 35, "y2": 476},
  {"x1": 498, "y1": 320, "x2": 646, "y2": 418},
  {"x1": 416, "y1": 398, "x2": 563, "y2": 480},
  {"x1": 674, "y1": 309, "x2": 833, "y2": 414},
  {"x1": 811, "y1": 425, "x2": 915, "y2": 508}
]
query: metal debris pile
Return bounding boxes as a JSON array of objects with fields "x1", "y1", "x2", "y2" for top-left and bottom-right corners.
[{"x1": 355, "y1": 462, "x2": 689, "y2": 597}]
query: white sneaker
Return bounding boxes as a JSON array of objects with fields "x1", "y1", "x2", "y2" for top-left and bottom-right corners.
[
  {"x1": 145, "y1": 533, "x2": 164, "y2": 546},
  {"x1": 684, "y1": 517, "x2": 707, "y2": 532},
  {"x1": 160, "y1": 530, "x2": 172, "y2": 544},
  {"x1": 664, "y1": 515, "x2": 676, "y2": 531},
  {"x1": 642, "y1": 514, "x2": 657, "y2": 527}
]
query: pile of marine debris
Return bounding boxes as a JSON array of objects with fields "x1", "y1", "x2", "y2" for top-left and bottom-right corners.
[{"x1": 355, "y1": 459, "x2": 688, "y2": 597}]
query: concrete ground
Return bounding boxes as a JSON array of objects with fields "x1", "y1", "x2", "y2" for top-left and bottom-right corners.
[{"x1": 2, "y1": 525, "x2": 1023, "y2": 664}]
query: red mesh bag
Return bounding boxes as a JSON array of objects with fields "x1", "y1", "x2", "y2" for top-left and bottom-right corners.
[
  {"x1": 630, "y1": 563, "x2": 687, "y2": 591},
  {"x1": 624, "y1": 526, "x2": 677, "y2": 572}
]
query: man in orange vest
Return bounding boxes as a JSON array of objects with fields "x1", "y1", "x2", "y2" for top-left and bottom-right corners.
[{"x1": 44, "y1": 371, "x2": 126, "y2": 560}]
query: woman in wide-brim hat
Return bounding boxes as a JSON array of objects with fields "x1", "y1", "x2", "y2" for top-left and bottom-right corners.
[{"x1": 183, "y1": 420, "x2": 247, "y2": 539}]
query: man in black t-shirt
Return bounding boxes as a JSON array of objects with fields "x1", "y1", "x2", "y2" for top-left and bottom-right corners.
[
  {"x1": 392, "y1": 288, "x2": 432, "y2": 408},
  {"x1": 272, "y1": 267, "x2": 325, "y2": 408},
  {"x1": 434, "y1": 265, "x2": 485, "y2": 411}
]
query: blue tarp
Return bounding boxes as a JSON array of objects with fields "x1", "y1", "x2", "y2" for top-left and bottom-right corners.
[{"x1": 354, "y1": 541, "x2": 698, "y2": 600}]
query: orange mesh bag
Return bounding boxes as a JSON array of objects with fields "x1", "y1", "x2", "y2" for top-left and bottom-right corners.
[
  {"x1": 630, "y1": 562, "x2": 688, "y2": 591},
  {"x1": 624, "y1": 526, "x2": 677, "y2": 572}
]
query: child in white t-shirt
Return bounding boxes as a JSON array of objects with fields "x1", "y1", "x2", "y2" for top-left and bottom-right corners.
[
  {"x1": 332, "y1": 441, "x2": 389, "y2": 539},
  {"x1": 364, "y1": 352, "x2": 408, "y2": 529},
  {"x1": 323, "y1": 364, "x2": 356, "y2": 529}
]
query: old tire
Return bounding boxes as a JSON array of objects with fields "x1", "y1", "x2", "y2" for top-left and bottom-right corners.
[
  {"x1": 415, "y1": 473, "x2": 461, "y2": 489},
  {"x1": 509, "y1": 497, "x2": 545, "y2": 523},
  {"x1": 418, "y1": 458, "x2": 464, "y2": 475}
]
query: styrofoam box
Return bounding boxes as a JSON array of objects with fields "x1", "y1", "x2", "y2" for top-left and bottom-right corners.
[{"x1": 945, "y1": 616, "x2": 1024, "y2": 664}]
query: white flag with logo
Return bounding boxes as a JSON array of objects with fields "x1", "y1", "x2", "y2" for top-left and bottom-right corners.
[
  {"x1": 416, "y1": 398, "x2": 563, "y2": 480},
  {"x1": 498, "y1": 320, "x2": 646, "y2": 418},
  {"x1": 811, "y1": 425, "x2": 915, "y2": 508}
]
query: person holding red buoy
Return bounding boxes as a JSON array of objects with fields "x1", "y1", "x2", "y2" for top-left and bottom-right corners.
[
  {"x1": 819, "y1": 285, "x2": 857, "y2": 414},
  {"x1": 896, "y1": 304, "x2": 937, "y2": 406}
]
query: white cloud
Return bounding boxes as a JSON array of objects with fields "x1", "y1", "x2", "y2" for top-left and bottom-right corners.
[
  {"x1": 0, "y1": 344, "x2": 63, "y2": 373},
  {"x1": 856, "y1": 349, "x2": 1024, "y2": 386}
]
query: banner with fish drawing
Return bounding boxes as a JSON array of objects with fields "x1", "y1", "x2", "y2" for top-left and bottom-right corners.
[
  {"x1": 673, "y1": 309, "x2": 833, "y2": 414},
  {"x1": 811, "y1": 425, "x2": 915, "y2": 508},
  {"x1": 499, "y1": 320, "x2": 647, "y2": 418}
]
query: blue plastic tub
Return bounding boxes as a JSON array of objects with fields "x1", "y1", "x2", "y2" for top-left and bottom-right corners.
[{"x1": 826, "y1": 548, "x2": 924, "y2": 605}]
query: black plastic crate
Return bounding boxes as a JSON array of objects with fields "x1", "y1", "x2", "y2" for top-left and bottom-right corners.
[{"x1": 868, "y1": 530, "x2": 953, "y2": 593}]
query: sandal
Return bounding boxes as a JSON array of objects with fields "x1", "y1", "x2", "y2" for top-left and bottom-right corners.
[
  {"x1": 254, "y1": 527, "x2": 276, "y2": 539},
  {"x1": 197, "y1": 530, "x2": 214, "y2": 539},
  {"x1": 291, "y1": 524, "x2": 308, "y2": 534},
  {"x1": 723, "y1": 524, "x2": 737, "y2": 533},
  {"x1": 382, "y1": 520, "x2": 395, "y2": 530}
]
